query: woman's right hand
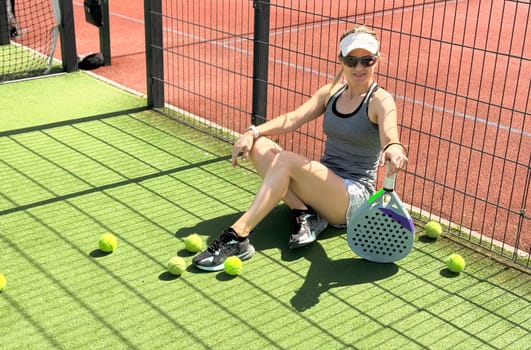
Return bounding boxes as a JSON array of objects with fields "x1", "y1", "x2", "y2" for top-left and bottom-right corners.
[{"x1": 231, "y1": 131, "x2": 255, "y2": 167}]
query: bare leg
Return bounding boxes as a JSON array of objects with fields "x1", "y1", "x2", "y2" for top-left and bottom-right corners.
[
  {"x1": 231, "y1": 145, "x2": 349, "y2": 236},
  {"x1": 248, "y1": 137, "x2": 308, "y2": 210}
]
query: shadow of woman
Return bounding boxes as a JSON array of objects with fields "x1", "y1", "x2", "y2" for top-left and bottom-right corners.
[
  {"x1": 174, "y1": 205, "x2": 298, "y2": 257},
  {"x1": 290, "y1": 243, "x2": 399, "y2": 312},
  {"x1": 174, "y1": 212, "x2": 243, "y2": 244}
]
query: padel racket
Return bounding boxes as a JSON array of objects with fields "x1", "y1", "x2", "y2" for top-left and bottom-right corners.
[{"x1": 347, "y1": 163, "x2": 415, "y2": 263}]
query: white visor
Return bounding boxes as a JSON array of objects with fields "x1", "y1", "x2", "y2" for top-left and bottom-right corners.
[{"x1": 340, "y1": 32, "x2": 379, "y2": 56}]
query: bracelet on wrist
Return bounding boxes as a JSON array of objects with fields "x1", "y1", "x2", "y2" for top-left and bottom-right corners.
[
  {"x1": 382, "y1": 142, "x2": 408, "y2": 157},
  {"x1": 246, "y1": 125, "x2": 259, "y2": 139}
]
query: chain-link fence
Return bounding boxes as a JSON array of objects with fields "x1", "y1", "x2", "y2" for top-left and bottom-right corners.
[{"x1": 144, "y1": 0, "x2": 530, "y2": 268}]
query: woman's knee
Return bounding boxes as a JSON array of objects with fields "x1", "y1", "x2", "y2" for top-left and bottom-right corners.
[
  {"x1": 248, "y1": 137, "x2": 283, "y2": 176},
  {"x1": 250, "y1": 137, "x2": 281, "y2": 161},
  {"x1": 269, "y1": 150, "x2": 308, "y2": 176}
]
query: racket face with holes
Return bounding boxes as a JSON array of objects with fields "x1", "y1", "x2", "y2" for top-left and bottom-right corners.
[{"x1": 347, "y1": 189, "x2": 415, "y2": 263}]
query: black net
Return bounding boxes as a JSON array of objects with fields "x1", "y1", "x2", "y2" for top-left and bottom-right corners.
[{"x1": 0, "y1": 0, "x2": 60, "y2": 82}]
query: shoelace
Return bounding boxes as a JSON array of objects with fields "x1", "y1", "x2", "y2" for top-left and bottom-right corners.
[
  {"x1": 296, "y1": 214, "x2": 311, "y2": 225},
  {"x1": 206, "y1": 232, "x2": 233, "y2": 253},
  {"x1": 206, "y1": 238, "x2": 223, "y2": 253}
]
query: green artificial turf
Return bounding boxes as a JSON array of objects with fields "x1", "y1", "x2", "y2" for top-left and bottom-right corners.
[
  {"x1": 0, "y1": 74, "x2": 529, "y2": 349},
  {"x1": 0, "y1": 71, "x2": 145, "y2": 131}
]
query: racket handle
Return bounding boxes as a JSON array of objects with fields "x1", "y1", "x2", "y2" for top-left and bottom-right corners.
[{"x1": 383, "y1": 161, "x2": 396, "y2": 191}]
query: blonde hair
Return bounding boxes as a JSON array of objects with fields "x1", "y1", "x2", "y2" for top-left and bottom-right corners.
[{"x1": 330, "y1": 26, "x2": 380, "y2": 91}]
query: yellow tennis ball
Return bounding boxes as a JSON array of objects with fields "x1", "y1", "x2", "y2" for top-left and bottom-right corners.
[
  {"x1": 425, "y1": 221, "x2": 442, "y2": 238},
  {"x1": 224, "y1": 256, "x2": 243, "y2": 276},
  {"x1": 98, "y1": 233, "x2": 118, "y2": 253},
  {"x1": 184, "y1": 233, "x2": 203, "y2": 253},
  {"x1": 446, "y1": 253, "x2": 465, "y2": 273},
  {"x1": 167, "y1": 256, "x2": 186, "y2": 275},
  {"x1": 0, "y1": 273, "x2": 6, "y2": 293}
]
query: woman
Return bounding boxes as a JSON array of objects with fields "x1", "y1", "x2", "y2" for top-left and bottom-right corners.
[{"x1": 193, "y1": 25, "x2": 409, "y2": 271}]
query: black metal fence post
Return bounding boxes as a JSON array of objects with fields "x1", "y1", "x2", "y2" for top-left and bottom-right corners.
[
  {"x1": 82, "y1": 0, "x2": 111, "y2": 65},
  {"x1": 144, "y1": 0, "x2": 164, "y2": 108},
  {"x1": 251, "y1": 0, "x2": 270, "y2": 126},
  {"x1": 99, "y1": 0, "x2": 111, "y2": 65},
  {"x1": 59, "y1": 0, "x2": 78, "y2": 72},
  {"x1": 0, "y1": 0, "x2": 10, "y2": 45}
]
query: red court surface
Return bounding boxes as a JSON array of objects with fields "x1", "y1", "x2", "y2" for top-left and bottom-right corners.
[
  {"x1": 64, "y1": 1, "x2": 530, "y2": 254},
  {"x1": 68, "y1": 1, "x2": 148, "y2": 94}
]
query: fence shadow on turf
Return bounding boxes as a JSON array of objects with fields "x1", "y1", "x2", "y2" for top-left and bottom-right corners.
[
  {"x1": 2, "y1": 106, "x2": 530, "y2": 348},
  {"x1": 0, "y1": 107, "x2": 149, "y2": 137}
]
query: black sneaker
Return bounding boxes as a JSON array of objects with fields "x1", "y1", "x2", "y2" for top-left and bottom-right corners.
[
  {"x1": 192, "y1": 227, "x2": 255, "y2": 271},
  {"x1": 289, "y1": 207, "x2": 328, "y2": 249}
]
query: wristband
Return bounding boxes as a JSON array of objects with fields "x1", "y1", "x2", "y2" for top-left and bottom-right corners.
[
  {"x1": 246, "y1": 125, "x2": 259, "y2": 139},
  {"x1": 382, "y1": 142, "x2": 408, "y2": 157}
]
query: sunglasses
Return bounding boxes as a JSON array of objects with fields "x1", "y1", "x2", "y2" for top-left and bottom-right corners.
[{"x1": 340, "y1": 55, "x2": 378, "y2": 68}]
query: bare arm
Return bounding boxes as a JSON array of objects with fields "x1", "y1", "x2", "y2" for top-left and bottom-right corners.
[
  {"x1": 231, "y1": 84, "x2": 333, "y2": 167},
  {"x1": 370, "y1": 89, "x2": 408, "y2": 175},
  {"x1": 256, "y1": 84, "x2": 332, "y2": 135}
]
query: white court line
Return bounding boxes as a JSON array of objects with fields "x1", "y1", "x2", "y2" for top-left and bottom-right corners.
[{"x1": 72, "y1": 1, "x2": 530, "y2": 138}]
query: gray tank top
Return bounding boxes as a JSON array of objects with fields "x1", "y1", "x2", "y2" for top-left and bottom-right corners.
[{"x1": 320, "y1": 82, "x2": 381, "y2": 193}]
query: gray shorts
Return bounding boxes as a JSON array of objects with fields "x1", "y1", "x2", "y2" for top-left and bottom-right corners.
[{"x1": 342, "y1": 178, "x2": 371, "y2": 226}]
